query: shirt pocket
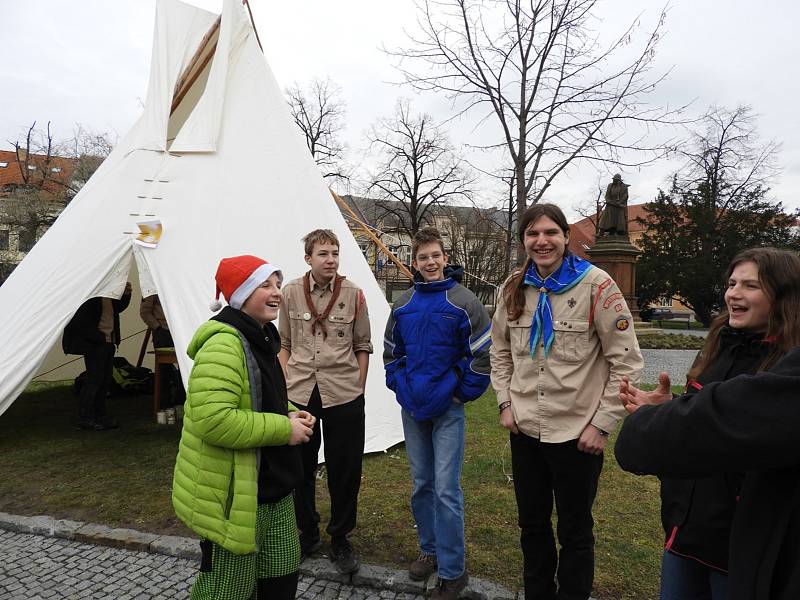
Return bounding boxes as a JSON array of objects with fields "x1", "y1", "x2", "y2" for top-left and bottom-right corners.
[
  {"x1": 288, "y1": 310, "x2": 308, "y2": 344},
  {"x1": 508, "y1": 315, "x2": 534, "y2": 357},
  {"x1": 327, "y1": 312, "x2": 355, "y2": 345},
  {"x1": 551, "y1": 320, "x2": 590, "y2": 363}
]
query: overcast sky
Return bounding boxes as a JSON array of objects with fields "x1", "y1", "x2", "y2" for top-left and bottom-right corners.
[{"x1": 2, "y1": 0, "x2": 798, "y2": 221}]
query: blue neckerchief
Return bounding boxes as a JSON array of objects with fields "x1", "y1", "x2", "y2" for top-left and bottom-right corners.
[{"x1": 523, "y1": 255, "x2": 593, "y2": 358}]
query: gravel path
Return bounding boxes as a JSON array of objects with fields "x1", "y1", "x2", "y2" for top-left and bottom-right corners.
[{"x1": 640, "y1": 348, "x2": 700, "y2": 385}]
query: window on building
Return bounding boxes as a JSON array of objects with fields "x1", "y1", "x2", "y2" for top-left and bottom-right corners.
[
  {"x1": 0, "y1": 162, "x2": 8, "y2": 168},
  {"x1": 0, "y1": 230, "x2": 8, "y2": 251},
  {"x1": 358, "y1": 242, "x2": 369, "y2": 258},
  {"x1": 51, "y1": 167, "x2": 62, "y2": 173},
  {"x1": 659, "y1": 296, "x2": 673, "y2": 307},
  {"x1": 17, "y1": 228, "x2": 37, "y2": 253}
]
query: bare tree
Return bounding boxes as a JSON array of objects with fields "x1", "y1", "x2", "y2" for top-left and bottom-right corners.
[
  {"x1": 5, "y1": 121, "x2": 114, "y2": 203},
  {"x1": 367, "y1": 100, "x2": 474, "y2": 239},
  {"x1": 391, "y1": 0, "x2": 683, "y2": 260},
  {"x1": 440, "y1": 205, "x2": 508, "y2": 302},
  {"x1": 286, "y1": 77, "x2": 350, "y2": 185},
  {"x1": 572, "y1": 182, "x2": 605, "y2": 237},
  {"x1": 0, "y1": 122, "x2": 115, "y2": 283},
  {"x1": 637, "y1": 105, "x2": 797, "y2": 325}
]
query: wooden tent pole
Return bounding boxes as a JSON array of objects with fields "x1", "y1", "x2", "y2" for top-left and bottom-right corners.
[
  {"x1": 330, "y1": 190, "x2": 414, "y2": 282},
  {"x1": 171, "y1": 16, "x2": 221, "y2": 115},
  {"x1": 136, "y1": 328, "x2": 152, "y2": 368},
  {"x1": 242, "y1": 0, "x2": 264, "y2": 52}
]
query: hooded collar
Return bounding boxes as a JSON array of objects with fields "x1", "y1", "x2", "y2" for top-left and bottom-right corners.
[{"x1": 413, "y1": 264, "x2": 463, "y2": 293}]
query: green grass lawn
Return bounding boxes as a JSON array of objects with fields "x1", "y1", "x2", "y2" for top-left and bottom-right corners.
[{"x1": 0, "y1": 385, "x2": 666, "y2": 598}]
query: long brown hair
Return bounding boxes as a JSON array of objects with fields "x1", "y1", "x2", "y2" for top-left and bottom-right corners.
[
  {"x1": 687, "y1": 247, "x2": 800, "y2": 380},
  {"x1": 502, "y1": 203, "x2": 571, "y2": 321}
]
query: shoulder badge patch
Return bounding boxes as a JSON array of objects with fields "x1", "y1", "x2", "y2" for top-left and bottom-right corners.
[
  {"x1": 615, "y1": 316, "x2": 630, "y2": 331},
  {"x1": 567, "y1": 297, "x2": 576, "y2": 308}
]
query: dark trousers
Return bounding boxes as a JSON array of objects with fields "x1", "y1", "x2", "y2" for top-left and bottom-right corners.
[
  {"x1": 295, "y1": 386, "x2": 365, "y2": 545},
  {"x1": 79, "y1": 342, "x2": 115, "y2": 421},
  {"x1": 510, "y1": 432, "x2": 604, "y2": 600},
  {"x1": 152, "y1": 328, "x2": 184, "y2": 407}
]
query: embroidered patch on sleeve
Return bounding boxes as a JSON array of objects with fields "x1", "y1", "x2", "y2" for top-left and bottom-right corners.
[
  {"x1": 602, "y1": 292, "x2": 624, "y2": 309},
  {"x1": 615, "y1": 317, "x2": 630, "y2": 331}
]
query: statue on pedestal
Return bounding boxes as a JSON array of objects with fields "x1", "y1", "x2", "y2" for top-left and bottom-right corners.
[{"x1": 598, "y1": 174, "x2": 629, "y2": 237}]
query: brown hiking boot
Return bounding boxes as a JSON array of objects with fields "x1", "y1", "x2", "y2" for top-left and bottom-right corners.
[
  {"x1": 408, "y1": 551, "x2": 437, "y2": 581},
  {"x1": 430, "y1": 571, "x2": 469, "y2": 599}
]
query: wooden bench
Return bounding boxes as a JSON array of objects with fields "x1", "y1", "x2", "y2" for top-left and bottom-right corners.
[{"x1": 655, "y1": 313, "x2": 692, "y2": 329}]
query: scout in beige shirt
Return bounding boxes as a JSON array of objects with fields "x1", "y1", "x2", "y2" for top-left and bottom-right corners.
[
  {"x1": 278, "y1": 229, "x2": 372, "y2": 575},
  {"x1": 489, "y1": 204, "x2": 643, "y2": 600}
]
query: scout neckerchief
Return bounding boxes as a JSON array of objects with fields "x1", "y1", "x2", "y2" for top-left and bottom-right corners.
[
  {"x1": 303, "y1": 272, "x2": 346, "y2": 339},
  {"x1": 523, "y1": 255, "x2": 592, "y2": 358}
]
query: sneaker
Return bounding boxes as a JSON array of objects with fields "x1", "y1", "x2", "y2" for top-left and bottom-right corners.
[
  {"x1": 408, "y1": 551, "x2": 437, "y2": 581},
  {"x1": 431, "y1": 572, "x2": 469, "y2": 600},
  {"x1": 330, "y1": 539, "x2": 360, "y2": 574}
]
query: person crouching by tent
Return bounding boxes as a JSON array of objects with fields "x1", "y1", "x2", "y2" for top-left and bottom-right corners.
[
  {"x1": 172, "y1": 255, "x2": 316, "y2": 600},
  {"x1": 62, "y1": 282, "x2": 132, "y2": 431},
  {"x1": 140, "y1": 293, "x2": 185, "y2": 407}
]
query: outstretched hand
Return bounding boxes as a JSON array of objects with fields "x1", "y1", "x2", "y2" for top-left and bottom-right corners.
[{"x1": 620, "y1": 372, "x2": 672, "y2": 414}]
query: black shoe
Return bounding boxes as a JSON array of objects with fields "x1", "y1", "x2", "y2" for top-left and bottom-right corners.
[
  {"x1": 330, "y1": 539, "x2": 360, "y2": 574},
  {"x1": 431, "y1": 571, "x2": 469, "y2": 600},
  {"x1": 96, "y1": 415, "x2": 119, "y2": 429},
  {"x1": 78, "y1": 418, "x2": 115, "y2": 431}
]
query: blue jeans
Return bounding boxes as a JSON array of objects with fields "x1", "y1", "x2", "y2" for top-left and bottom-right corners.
[
  {"x1": 401, "y1": 402, "x2": 466, "y2": 580},
  {"x1": 660, "y1": 550, "x2": 729, "y2": 600}
]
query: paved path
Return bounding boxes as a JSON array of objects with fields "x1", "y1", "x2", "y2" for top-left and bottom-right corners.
[{"x1": 0, "y1": 529, "x2": 477, "y2": 599}]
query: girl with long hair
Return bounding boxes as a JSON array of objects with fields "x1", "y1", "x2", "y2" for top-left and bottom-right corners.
[{"x1": 619, "y1": 246, "x2": 800, "y2": 599}]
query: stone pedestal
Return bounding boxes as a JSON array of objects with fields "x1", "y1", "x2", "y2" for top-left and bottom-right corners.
[{"x1": 586, "y1": 235, "x2": 641, "y2": 319}]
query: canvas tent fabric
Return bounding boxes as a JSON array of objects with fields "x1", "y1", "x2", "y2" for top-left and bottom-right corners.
[{"x1": 0, "y1": 0, "x2": 403, "y2": 455}]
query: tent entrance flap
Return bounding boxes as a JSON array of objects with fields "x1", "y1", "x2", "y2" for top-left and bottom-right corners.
[{"x1": 167, "y1": 17, "x2": 220, "y2": 148}]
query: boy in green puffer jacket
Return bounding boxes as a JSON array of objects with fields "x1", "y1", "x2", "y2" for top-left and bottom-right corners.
[{"x1": 173, "y1": 255, "x2": 316, "y2": 600}]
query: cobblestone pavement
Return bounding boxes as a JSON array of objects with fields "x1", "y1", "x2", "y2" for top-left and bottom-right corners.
[
  {"x1": 640, "y1": 348, "x2": 698, "y2": 385},
  {"x1": 0, "y1": 530, "x2": 428, "y2": 600}
]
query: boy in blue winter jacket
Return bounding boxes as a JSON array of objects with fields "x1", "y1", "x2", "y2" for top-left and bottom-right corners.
[{"x1": 383, "y1": 227, "x2": 491, "y2": 600}]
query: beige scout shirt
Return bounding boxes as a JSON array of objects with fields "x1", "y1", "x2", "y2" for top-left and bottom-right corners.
[
  {"x1": 278, "y1": 272, "x2": 373, "y2": 408},
  {"x1": 98, "y1": 298, "x2": 114, "y2": 343},
  {"x1": 490, "y1": 266, "x2": 643, "y2": 443},
  {"x1": 140, "y1": 295, "x2": 168, "y2": 331}
]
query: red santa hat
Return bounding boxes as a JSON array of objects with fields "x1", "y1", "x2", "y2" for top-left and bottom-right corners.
[{"x1": 210, "y1": 255, "x2": 283, "y2": 311}]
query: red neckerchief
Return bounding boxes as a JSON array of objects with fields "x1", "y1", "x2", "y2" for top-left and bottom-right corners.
[{"x1": 302, "y1": 272, "x2": 345, "y2": 339}]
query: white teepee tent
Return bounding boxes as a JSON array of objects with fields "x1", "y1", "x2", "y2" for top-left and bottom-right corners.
[{"x1": 0, "y1": 0, "x2": 403, "y2": 455}]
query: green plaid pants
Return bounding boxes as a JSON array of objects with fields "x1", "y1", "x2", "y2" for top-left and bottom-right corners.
[{"x1": 190, "y1": 495, "x2": 300, "y2": 600}]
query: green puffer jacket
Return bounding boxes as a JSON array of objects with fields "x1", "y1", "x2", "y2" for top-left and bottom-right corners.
[{"x1": 172, "y1": 320, "x2": 293, "y2": 555}]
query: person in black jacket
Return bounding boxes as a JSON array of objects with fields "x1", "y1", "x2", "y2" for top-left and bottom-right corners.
[
  {"x1": 62, "y1": 283, "x2": 132, "y2": 430},
  {"x1": 615, "y1": 247, "x2": 800, "y2": 600}
]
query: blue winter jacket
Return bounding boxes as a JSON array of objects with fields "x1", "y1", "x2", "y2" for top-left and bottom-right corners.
[{"x1": 383, "y1": 265, "x2": 492, "y2": 420}]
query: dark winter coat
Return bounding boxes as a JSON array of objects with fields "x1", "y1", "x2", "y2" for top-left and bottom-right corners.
[
  {"x1": 615, "y1": 346, "x2": 800, "y2": 600},
  {"x1": 62, "y1": 293, "x2": 131, "y2": 355},
  {"x1": 659, "y1": 328, "x2": 772, "y2": 571}
]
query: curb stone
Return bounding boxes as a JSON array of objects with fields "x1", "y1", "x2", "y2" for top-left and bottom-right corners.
[{"x1": 0, "y1": 511, "x2": 520, "y2": 599}]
